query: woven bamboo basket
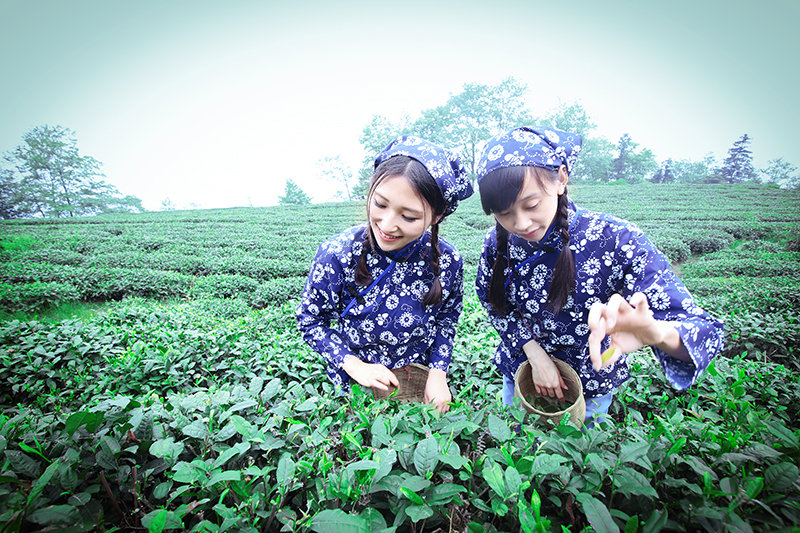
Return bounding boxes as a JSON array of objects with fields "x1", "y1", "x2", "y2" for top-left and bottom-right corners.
[
  {"x1": 514, "y1": 358, "x2": 586, "y2": 427},
  {"x1": 371, "y1": 363, "x2": 429, "y2": 403}
]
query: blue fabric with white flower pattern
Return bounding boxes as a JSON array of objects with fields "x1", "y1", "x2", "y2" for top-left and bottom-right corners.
[
  {"x1": 297, "y1": 224, "x2": 464, "y2": 389},
  {"x1": 476, "y1": 200, "x2": 725, "y2": 399},
  {"x1": 476, "y1": 126, "x2": 583, "y2": 180},
  {"x1": 375, "y1": 135, "x2": 474, "y2": 218}
]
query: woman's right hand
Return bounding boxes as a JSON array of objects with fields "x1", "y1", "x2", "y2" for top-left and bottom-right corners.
[
  {"x1": 522, "y1": 340, "x2": 568, "y2": 401},
  {"x1": 341, "y1": 356, "x2": 399, "y2": 391}
]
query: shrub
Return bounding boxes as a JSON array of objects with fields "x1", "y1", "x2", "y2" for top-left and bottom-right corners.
[
  {"x1": 651, "y1": 236, "x2": 691, "y2": 263},
  {"x1": 192, "y1": 274, "x2": 260, "y2": 299},
  {"x1": 248, "y1": 277, "x2": 306, "y2": 308},
  {"x1": 682, "y1": 229, "x2": 734, "y2": 254},
  {"x1": 0, "y1": 282, "x2": 80, "y2": 314}
]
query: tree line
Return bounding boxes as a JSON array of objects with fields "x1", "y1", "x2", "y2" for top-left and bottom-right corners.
[
  {"x1": 339, "y1": 78, "x2": 797, "y2": 198},
  {"x1": 1, "y1": 125, "x2": 143, "y2": 219}
]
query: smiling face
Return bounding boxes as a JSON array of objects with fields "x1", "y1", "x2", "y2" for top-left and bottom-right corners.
[
  {"x1": 368, "y1": 174, "x2": 435, "y2": 251},
  {"x1": 491, "y1": 166, "x2": 568, "y2": 242}
]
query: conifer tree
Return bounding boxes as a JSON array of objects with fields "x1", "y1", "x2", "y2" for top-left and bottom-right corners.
[
  {"x1": 720, "y1": 134, "x2": 757, "y2": 183},
  {"x1": 278, "y1": 179, "x2": 311, "y2": 205}
]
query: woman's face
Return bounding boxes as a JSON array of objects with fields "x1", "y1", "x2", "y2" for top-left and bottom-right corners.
[
  {"x1": 492, "y1": 167, "x2": 567, "y2": 242},
  {"x1": 368, "y1": 174, "x2": 435, "y2": 251}
]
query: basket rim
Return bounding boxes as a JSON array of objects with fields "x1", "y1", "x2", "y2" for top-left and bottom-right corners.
[{"x1": 514, "y1": 358, "x2": 585, "y2": 416}]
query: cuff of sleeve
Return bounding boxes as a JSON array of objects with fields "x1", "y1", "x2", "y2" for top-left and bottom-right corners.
[{"x1": 652, "y1": 322, "x2": 709, "y2": 390}]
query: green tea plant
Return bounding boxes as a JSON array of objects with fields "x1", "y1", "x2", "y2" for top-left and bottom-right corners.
[{"x1": 1, "y1": 183, "x2": 799, "y2": 531}]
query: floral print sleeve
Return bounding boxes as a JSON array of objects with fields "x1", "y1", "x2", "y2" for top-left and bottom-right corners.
[
  {"x1": 475, "y1": 229, "x2": 535, "y2": 354},
  {"x1": 428, "y1": 250, "x2": 464, "y2": 373},
  {"x1": 296, "y1": 239, "x2": 357, "y2": 374},
  {"x1": 616, "y1": 224, "x2": 725, "y2": 389}
]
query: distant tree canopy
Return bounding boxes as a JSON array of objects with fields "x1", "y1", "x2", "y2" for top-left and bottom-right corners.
[
  {"x1": 352, "y1": 78, "x2": 797, "y2": 189},
  {"x1": 0, "y1": 125, "x2": 144, "y2": 219},
  {"x1": 278, "y1": 179, "x2": 311, "y2": 206}
]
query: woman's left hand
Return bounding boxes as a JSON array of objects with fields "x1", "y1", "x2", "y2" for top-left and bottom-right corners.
[
  {"x1": 424, "y1": 368, "x2": 452, "y2": 414},
  {"x1": 587, "y1": 292, "x2": 660, "y2": 371}
]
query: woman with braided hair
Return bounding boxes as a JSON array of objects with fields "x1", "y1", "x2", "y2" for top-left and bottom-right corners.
[
  {"x1": 297, "y1": 136, "x2": 473, "y2": 413},
  {"x1": 475, "y1": 126, "x2": 724, "y2": 424}
]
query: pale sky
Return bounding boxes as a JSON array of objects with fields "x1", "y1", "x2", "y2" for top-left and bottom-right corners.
[{"x1": 1, "y1": 0, "x2": 797, "y2": 210}]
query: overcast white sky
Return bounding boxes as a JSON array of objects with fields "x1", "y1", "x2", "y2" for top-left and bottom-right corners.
[{"x1": 1, "y1": 0, "x2": 797, "y2": 210}]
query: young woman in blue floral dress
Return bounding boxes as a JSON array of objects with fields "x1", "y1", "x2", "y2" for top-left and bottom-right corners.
[
  {"x1": 297, "y1": 136, "x2": 473, "y2": 413},
  {"x1": 474, "y1": 126, "x2": 724, "y2": 423}
]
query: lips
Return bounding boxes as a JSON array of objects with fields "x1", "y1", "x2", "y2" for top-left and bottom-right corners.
[
  {"x1": 521, "y1": 228, "x2": 539, "y2": 240},
  {"x1": 376, "y1": 226, "x2": 400, "y2": 242}
]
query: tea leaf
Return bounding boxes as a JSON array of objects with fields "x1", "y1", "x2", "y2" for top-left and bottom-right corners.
[
  {"x1": 27, "y1": 504, "x2": 78, "y2": 526},
  {"x1": 488, "y1": 413, "x2": 512, "y2": 443},
  {"x1": 764, "y1": 462, "x2": 799, "y2": 491},
  {"x1": 206, "y1": 470, "x2": 241, "y2": 486},
  {"x1": 310, "y1": 509, "x2": 369, "y2": 533},
  {"x1": 277, "y1": 453, "x2": 295, "y2": 488},
  {"x1": 413, "y1": 436, "x2": 439, "y2": 477},
  {"x1": 405, "y1": 504, "x2": 434, "y2": 523},
  {"x1": 504, "y1": 465, "x2": 522, "y2": 497},
  {"x1": 576, "y1": 492, "x2": 616, "y2": 533},
  {"x1": 400, "y1": 486, "x2": 424, "y2": 505},
  {"x1": 482, "y1": 460, "x2": 506, "y2": 499},
  {"x1": 601, "y1": 345, "x2": 616, "y2": 363}
]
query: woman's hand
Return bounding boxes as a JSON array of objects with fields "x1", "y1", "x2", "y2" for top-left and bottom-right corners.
[
  {"x1": 424, "y1": 368, "x2": 452, "y2": 414},
  {"x1": 522, "y1": 339, "x2": 568, "y2": 401},
  {"x1": 588, "y1": 292, "x2": 688, "y2": 371},
  {"x1": 341, "y1": 356, "x2": 399, "y2": 391}
]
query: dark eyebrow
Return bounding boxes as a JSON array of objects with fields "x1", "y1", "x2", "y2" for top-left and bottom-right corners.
[{"x1": 373, "y1": 192, "x2": 424, "y2": 217}]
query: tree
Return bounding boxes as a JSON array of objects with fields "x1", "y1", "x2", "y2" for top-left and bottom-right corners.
[
  {"x1": 0, "y1": 168, "x2": 24, "y2": 219},
  {"x1": 671, "y1": 154, "x2": 717, "y2": 183},
  {"x1": 1, "y1": 125, "x2": 143, "y2": 218},
  {"x1": 318, "y1": 155, "x2": 355, "y2": 201},
  {"x1": 357, "y1": 78, "x2": 533, "y2": 182},
  {"x1": 356, "y1": 114, "x2": 412, "y2": 195},
  {"x1": 650, "y1": 158, "x2": 676, "y2": 183},
  {"x1": 761, "y1": 158, "x2": 799, "y2": 189},
  {"x1": 411, "y1": 78, "x2": 533, "y2": 176},
  {"x1": 278, "y1": 179, "x2": 311, "y2": 205},
  {"x1": 609, "y1": 133, "x2": 657, "y2": 184},
  {"x1": 540, "y1": 102, "x2": 615, "y2": 182},
  {"x1": 719, "y1": 134, "x2": 757, "y2": 183}
]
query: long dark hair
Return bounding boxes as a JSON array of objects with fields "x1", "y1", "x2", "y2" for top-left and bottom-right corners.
[
  {"x1": 479, "y1": 165, "x2": 574, "y2": 313},
  {"x1": 355, "y1": 155, "x2": 446, "y2": 306}
]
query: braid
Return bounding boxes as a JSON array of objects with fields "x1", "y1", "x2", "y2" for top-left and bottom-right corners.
[
  {"x1": 547, "y1": 190, "x2": 575, "y2": 313},
  {"x1": 488, "y1": 222, "x2": 510, "y2": 313},
  {"x1": 355, "y1": 228, "x2": 374, "y2": 286},
  {"x1": 422, "y1": 224, "x2": 443, "y2": 306}
]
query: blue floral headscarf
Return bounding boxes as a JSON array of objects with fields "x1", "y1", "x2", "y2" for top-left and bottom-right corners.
[
  {"x1": 375, "y1": 135, "x2": 474, "y2": 218},
  {"x1": 476, "y1": 126, "x2": 583, "y2": 182}
]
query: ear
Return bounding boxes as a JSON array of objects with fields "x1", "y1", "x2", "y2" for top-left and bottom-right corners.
[{"x1": 556, "y1": 165, "x2": 570, "y2": 195}]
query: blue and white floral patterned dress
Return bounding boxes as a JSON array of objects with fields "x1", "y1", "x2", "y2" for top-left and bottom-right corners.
[
  {"x1": 476, "y1": 200, "x2": 724, "y2": 400},
  {"x1": 297, "y1": 224, "x2": 464, "y2": 389}
]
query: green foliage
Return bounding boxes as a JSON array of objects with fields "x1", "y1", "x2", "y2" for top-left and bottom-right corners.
[
  {"x1": 359, "y1": 78, "x2": 533, "y2": 178},
  {"x1": 1, "y1": 182, "x2": 799, "y2": 531},
  {"x1": 609, "y1": 133, "x2": 658, "y2": 184}
]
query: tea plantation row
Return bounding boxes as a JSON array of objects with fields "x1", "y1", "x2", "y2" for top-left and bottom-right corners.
[{"x1": 1, "y1": 183, "x2": 799, "y2": 532}]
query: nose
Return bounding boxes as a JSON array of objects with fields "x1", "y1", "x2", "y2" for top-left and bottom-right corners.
[
  {"x1": 513, "y1": 212, "x2": 529, "y2": 233},
  {"x1": 382, "y1": 211, "x2": 400, "y2": 231}
]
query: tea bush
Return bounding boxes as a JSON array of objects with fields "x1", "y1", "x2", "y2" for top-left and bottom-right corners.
[{"x1": 1, "y1": 183, "x2": 800, "y2": 531}]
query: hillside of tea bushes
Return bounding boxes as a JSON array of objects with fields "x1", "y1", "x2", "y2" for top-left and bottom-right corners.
[{"x1": 1, "y1": 183, "x2": 799, "y2": 532}]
